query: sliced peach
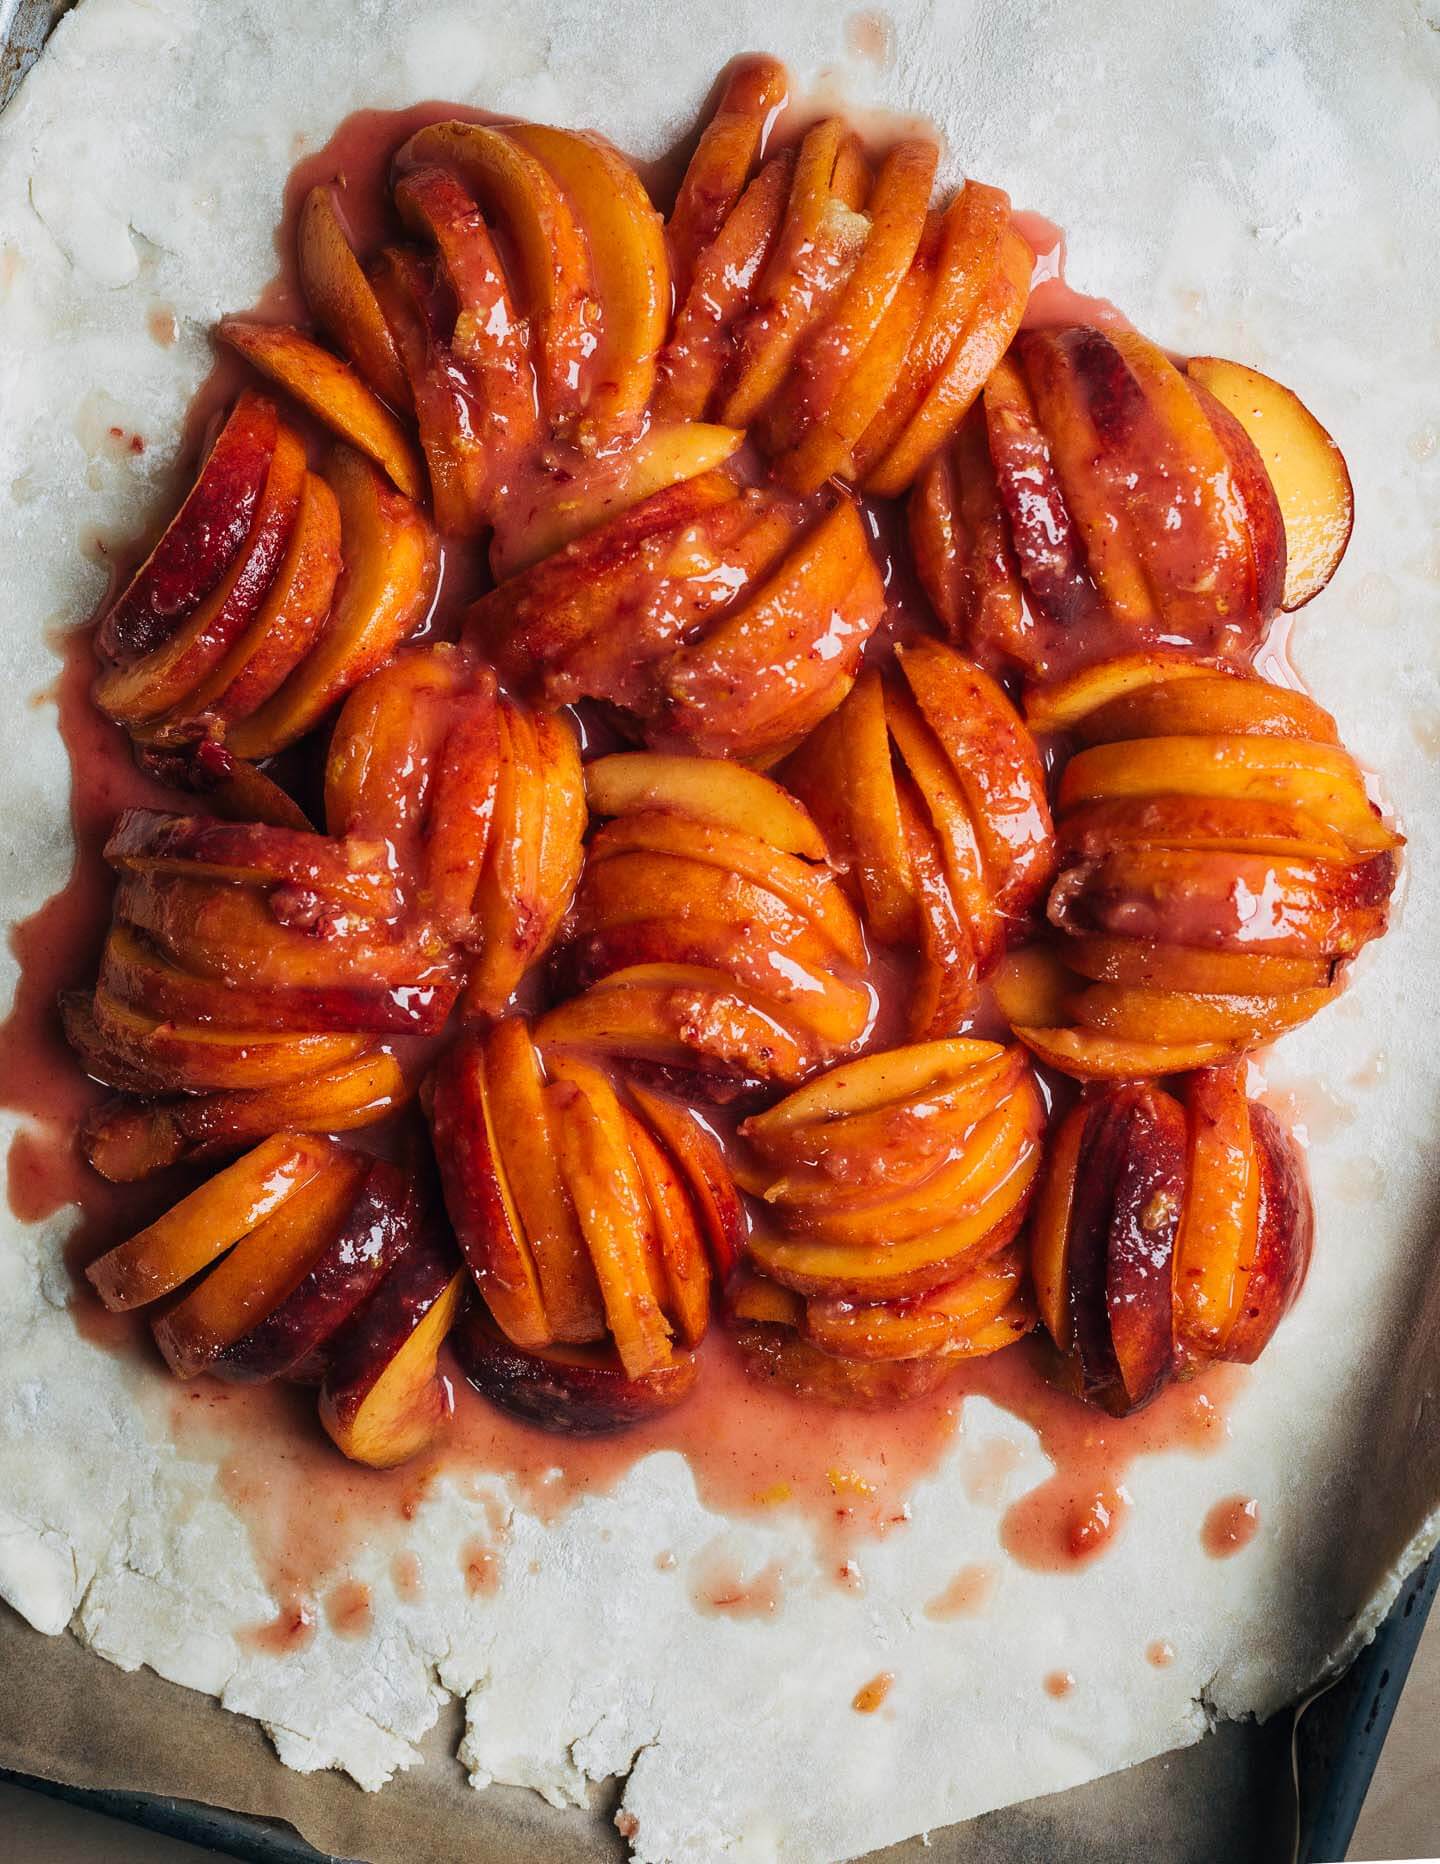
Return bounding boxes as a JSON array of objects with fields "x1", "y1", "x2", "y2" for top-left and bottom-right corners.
[
  {"x1": 546, "y1": 1058, "x2": 674, "y2": 1380},
  {"x1": 659, "y1": 496, "x2": 885, "y2": 759},
  {"x1": 68, "y1": 990, "x2": 368, "y2": 1095},
  {"x1": 455, "y1": 1305, "x2": 698, "y2": 1433},
  {"x1": 1057, "y1": 795, "x2": 1353, "y2": 864},
  {"x1": 1190, "y1": 377, "x2": 1288, "y2": 621},
  {"x1": 1023, "y1": 652, "x2": 1215, "y2": 735},
  {"x1": 217, "y1": 319, "x2": 424, "y2": 500},
  {"x1": 719, "y1": 119, "x2": 871, "y2": 428},
  {"x1": 1059, "y1": 1083, "x2": 1185, "y2": 1414},
  {"x1": 535, "y1": 963, "x2": 818, "y2": 1084},
  {"x1": 657, "y1": 153, "x2": 793, "y2": 423},
  {"x1": 216, "y1": 1158, "x2": 418, "y2": 1383},
  {"x1": 1029, "y1": 1098, "x2": 1086, "y2": 1350},
  {"x1": 139, "y1": 738, "x2": 313, "y2": 833},
  {"x1": 152, "y1": 1150, "x2": 367, "y2": 1378},
  {"x1": 1074, "y1": 672, "x2": 1341, "y2": 749},
  {"x1": 732, "y1": 1320, "x2": 957, "y2": 1408},
  {"x1": 422, "y1": 669, "x2": 504, "y2": 943},
  {"x1": 324, "y1": 643, "x2": 466, "y2": 844},
  {"x1": 1067, "y1": 981, "x2": 1336, "y2": 1047},
  {"x1": 1057, "y1": 735, "x2": 1399, "y2": 856},
  {"x1": 298, "y1": 184, "x2": 410, "y2": 410},
  {"x1": 98, "y1": 393, "x2": 279, "y2": 664},
  {"x1": 908, "y1": 409, "x2": 1024, "y2": 662},
  {"x1": 463, "y1": 703, "x2": 586, "y2": 1019},
  {"x1": 767, "y1": 137, "x2": 937, "y2": 451},
  {"x1": 397, "y1": 120, "x2": 596, "y2": 425},
  {"x1": 863, "y1": 221, "x2": 1032, "y2": 497},
  {"x1": 1013, "y1": 1024, "x2": 1234, "y2": 1081},
  {"x1": 481, "y1": 1017, "x2": 605, "y2": 1343},
  {"x1": 319, "y1": 1239, "x2": 466, "y2": 1467},
  {"x1": 86, "y1": 1132, "x2": 338, "y2": 1309},
  {"x1": 1221, "y1": 1103, "x2": 1312, "y2": 1363},
  {"x1": 82, "y1": 1052, "x2": 409, "y2": 1183},
  {"x1": 803, "y1": 1242, "x2": 1028, "y2": 1361},
  {"x1": 145, "y1": 470, "x2": 343, "y2": 742},
  {"x1": 586, "y1": 812, "x2": 866, "y2": 966},
  {"x1": 784, "y1": 668, "x2": 914, "y2": 943},
  {"x1": 623, "y1": 1110, "x2": 711, "y2": 1347},
  {"x1": 509, "y1": 124, "x2": 668, "y2": 440},
  {"x1": 666, "y1": 55, "x2": 789, "y2": 302},
  {"x1": 741, "y1": 1036, "x2": 1003, "y2": 1139},
  {"x1": 748, "y1": 1163, "x2": 1036, "y2": 1301},
  {"x1": 428, "y1": 1034, "x2": 550, "y2": 1351},
  {"x1": 981, "y1": 351, "x2": 1096, "y2": 640},
  {"x1": 225, "y1": 446, "x2": 438, "y2": 758},
  {"x1": 730, "y1": 1272, "x2": 804, "y2": 1329},
  {"x1": 897, "y1": 767, "x2": 978, "y2": 1038},
  {"x1": 95, "y1": 422, "x2": 307, "y2": 727},
  {"x1": 490, "y1": 423, "x2": 743, "y2": 580},
  {"x1": 585, "y1": 751, "x2": 826, "y2": 861},
  {"x1": 849, "y1": 182, "x2": 1010, "y2": 484},
  {"x1": 1187, "y1": 355, "x2": 1353, "y2": 611},
  {"x1": 628, "y1": 1081, "x2": 747, "y2": 1281},
  {"x1": 1172, "y1": 1065, "x2": 1259, "y2": 1357},
  {"x1": 1060, "y1": 933, "x2": 1333, "y2": 995}
]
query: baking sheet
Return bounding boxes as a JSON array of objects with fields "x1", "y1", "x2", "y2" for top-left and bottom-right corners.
[{"x1": 2, "y1": 1, "x2": 1440, "y2": 1860}]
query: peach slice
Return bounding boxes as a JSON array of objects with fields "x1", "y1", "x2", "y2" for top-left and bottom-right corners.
[
  {"x1": 480, "y1": 1017, "x2": 605, "y2": 1343},
  {"x1": 455, "y1": 1305, "x2": 698, "y2": 1433},
  {"x1": 784, "y1": 668, "x2": 914, "y2": 943},
  {"x1": 1060, "y1": 933, "x2": 1333, "y2": 996},
  {"x1": 98, "y1": 393, "x2": 279, "y2": 664},
  {"x1": 298, "y1": 185, "x2": 410, "y2": 411},
  {"x1": 509, "y1": 124, "x2": 669, "y2": 441},
  {"x1": 908, "y1": 407, "x2": 1024, "y2": 662},
  {"x1": 732, "y1": 1320, "x2": 957, "y2": 1409},
  {"x1": 1074, "y1": 672, "x2": 1341, "y2": 750},
  {"x1": 323, "y1": 642, "x2": 466, "y2": 844},
  {"x1": 1066, "y1": 981, "x2": 1336, "y2": 1047},
  {"x1": 980, "y1": 351, "x2": 1096, "y2": 641},
  {"x1": 546, "y1": 1057, "x2": 676, "y2": 1381},
  {"x1": 803, "y1": 1243, "x2": 1030, "y2": 1361},
  {"x1": 1189, "y1": 378, "x2": 1288, "y2": 622},
  {"x1": 719, "y1": 118, "x2": 872, "y2": 429},
  {"x1": 396, "y1": 120, "x2": 596, "y2": 425},
  {"x1": 535, "y1": 962, "x2": 819, "y2": 1084},
  {"x1": 586, "y1": 812, "x2": 866, "y2": 966},
  {"x1": 666, "y1": 55, "x2": 789, "y2": 302},
  {"x1": 490, "y1": 423, "x2": 743, "y2": 580},
  {"x1": 152, "y1": 1150, "x2": 368, "y2": 1378},
  {"x1": 82, "y1": 1050, "x2": 409, "y2": 1183},
  {"x1": 628, "y1": 1081, "x2": 747, "y2": 1280},
  {"x1": 67, "y1": 990, "x2": 369, "y2": 1096},
  {"x1": 1022, "y1": 651, "x2": 1214, "y2": 735},
  {"x1": 624, "y1": 1112, "x2": 712, "y2": 1347},
  {"x1": 1057, "y1": 736, "x2": 1399, "y2": 856},
  {"x1": 103, "y1": 810, "x2": 398, "y2": 920},
  {"x1": 1187, "y1": 355, "x2": 1354, "y2": 610},
  {"x1": 744, "y1": 1039, "x2": 1002, "y2": 1145},
  {"x1": 766, "y1": 137, "x2": 937, "y2": 451},
  {"x1": 1057, "y1": 1083, "x2": 1185, "y2": 1415},
  {"x1": 142, "y1": 738, "x2": 313, "y2": 833},
  {"x1": 86, "y1": 1132, "x2": 339, "y2": 1310},
  {"x1": 94, "y1": 422, "x2": 308, "y2": 727},
  {"x1": 585, "y1": 752, "x2": 827, "y2": 861},
  {"x1": 895, "y1": 640, "x2": 1054, "y2": 912},
  {"x1": 897, "y1": 766, "x2": 979, "y2": 1039},
  {"x1": 225, "y1": 446, "x2": 438, "y2": 758},
  {"x1": 1172, "y1": 1065, "x2": 1260, "y2": 1357},
  {"x1": 1012, "y1": 1023, "x2": 1234, "y2": 1082},
  {"x1": 1057, "y1": 796, "x2": 1354, "y2": 865},
  {"x1": 1221, "y1": 1103, "x2": 1312, "y2": 1363},
  {"x1": 217, "y1": 319, "x2": 424, "y2": 500},
  {"x1": 319, "y1": 1236, "x2": 466, "y2": 1467},
  {"x1": 462, "y1": 704, "x2": 586, "y2": 1019},
  {"x1": 143, "y1": 471, "x2": 344, "y2": 743},
  {"x1": 656, "y1": 153, "x2": 794, "y2": 423},
  {"x1": 659, "y1": 497, "x2": 885, "y2": 760},
  {"x1": 215, "y1": 1158, "x2": 418, "y2": 1383},
  {"x1": 427, "y1": 1034, "x2": 551, "y2": 1351},
  {"x1": 1028, "y1": 1095, "x2": 1086, "y2": 1350},
  {"x1": 863, "y1": 220, "x2": 1033, "y2": 497}
]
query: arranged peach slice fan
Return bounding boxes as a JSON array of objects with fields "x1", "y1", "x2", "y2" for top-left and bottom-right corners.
[{"x1": 75, "y1": 54, "x2": 1386, "y2": 1471}]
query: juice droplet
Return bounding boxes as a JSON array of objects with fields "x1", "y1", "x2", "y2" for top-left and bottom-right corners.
[
  {"x1": 852, "y1": 1670, "x2": 895, "y2": 1713},
  {"x1": 1043, "y1": 1669, "x2": 1076, "y2": 1699},
  {"x1": 390, "y1": 1550, "x2": 424, "y2": 1602},
  {"x1": 925, "y1": 1562, "x2": 997, "y2": 1621},
  {"x1": 1203, "y1": 1495, "x2": 1260, "y2": 1557},
  {"x1": 240, "y1": 1597, "x2": 315, "y2": 1657},
  {"x1": 462, "y1": 1538, "x2": 503, "y2": 1596},
  {"x1": 691, "y1": 1549, "x2": 785, "y2": 1618},
  {"x1": 325, "y1": 1577, "x2": 372, "y2": 1638},
  {"x1": 1146, "y1": 1639, "x2": 1176, "y2": 1668}
]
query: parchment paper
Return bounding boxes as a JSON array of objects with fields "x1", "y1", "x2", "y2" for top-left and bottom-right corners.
[{"x1": 1, "y1": 1, "x2": 1438, "y2": 1860}]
